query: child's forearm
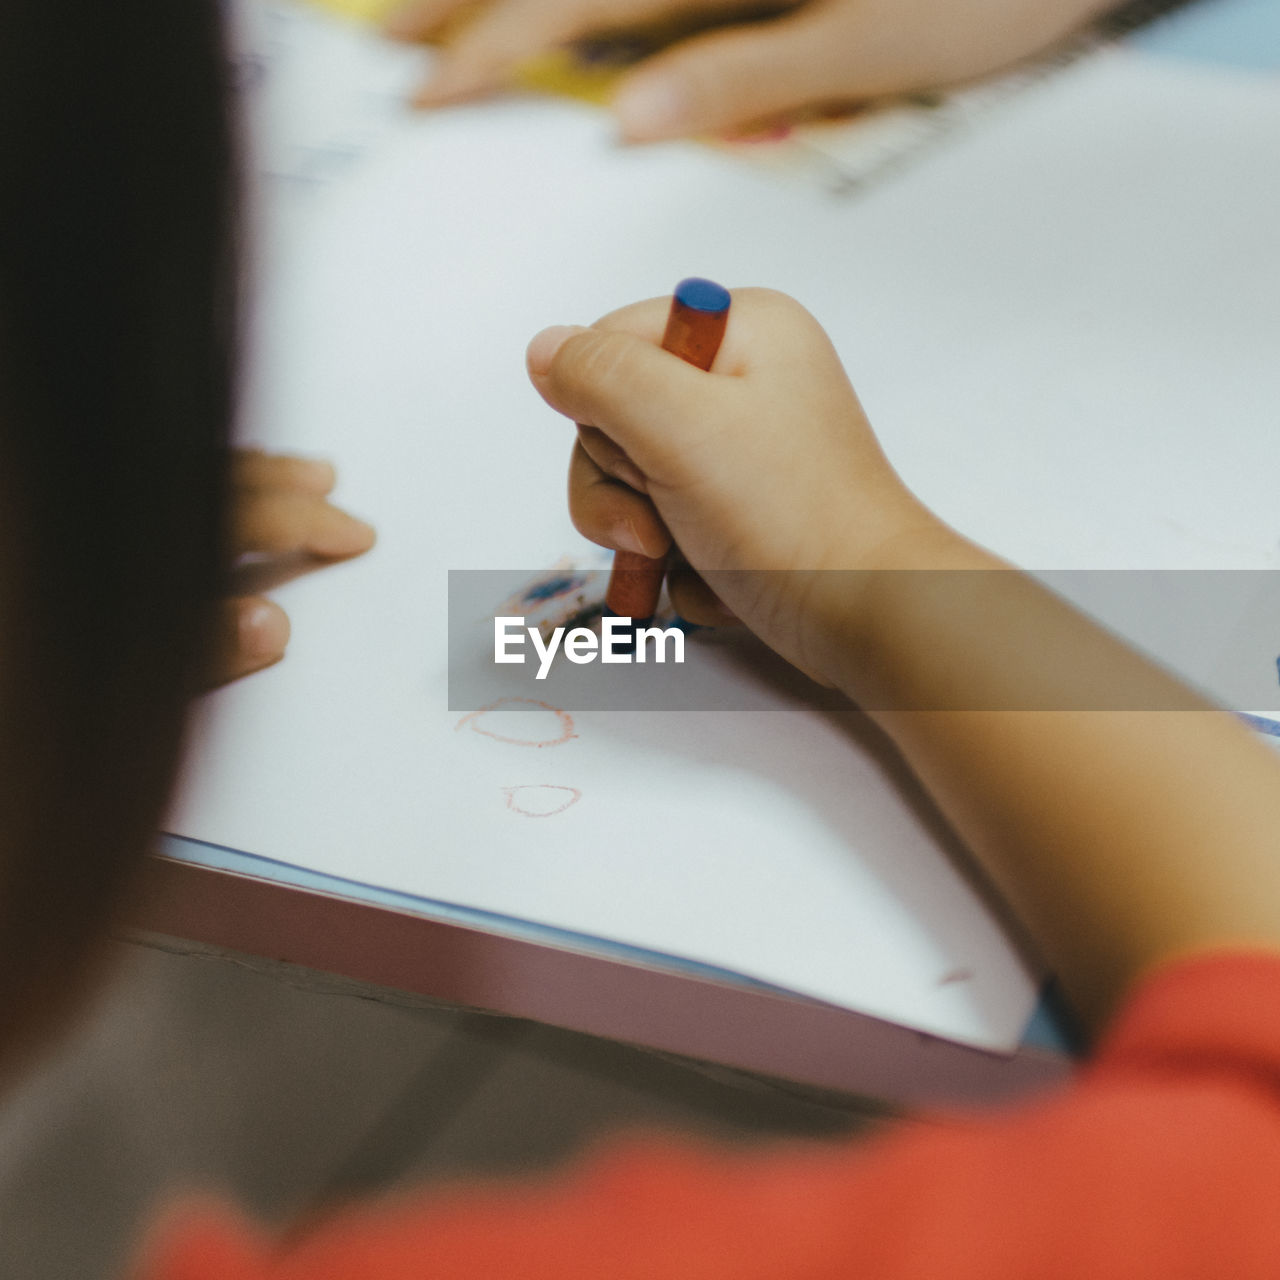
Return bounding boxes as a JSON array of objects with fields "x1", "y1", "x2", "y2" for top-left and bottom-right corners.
[
  {"x1": 530, "y1": 293, "x2": 1280, "y2": 1030},
  {"x1": 825, "y1": 524, "x2": 1280, "y2": 1028}
]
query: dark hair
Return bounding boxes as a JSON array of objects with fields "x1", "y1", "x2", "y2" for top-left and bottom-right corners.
[{"x1": 0, "y1": 0, "x2": 236, "y2": 1061}]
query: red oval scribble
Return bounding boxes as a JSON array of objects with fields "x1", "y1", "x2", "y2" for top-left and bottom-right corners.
[
  {"x1": 455, "y1": 698, "x2": 577, "y2": 748},
  {"x1": 502, "y1": 785, "x2": 582, "y2": 818}
]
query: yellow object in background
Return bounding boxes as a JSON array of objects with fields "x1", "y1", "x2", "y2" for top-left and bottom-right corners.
[
  {"x1": 511, "y1": 49, "x2": 627, "y2": 106},
  {"x1": 299, "y1": 0, "x2": 697, "y2": 107},
  {"x1": 306, "y1": 0, "x2": 400, "y2": 23}
]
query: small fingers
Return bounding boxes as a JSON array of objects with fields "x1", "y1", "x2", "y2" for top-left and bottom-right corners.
[
  {"x1": 412, "y1": 0, "x2": 614, "y2": 106},
  {"x1": 576, "y1": 424, "x2": 648, "y2": 494},
  {"x1": 384, "y1": 0, "x2": 482, "y2": 42},
  {"x1": 667, "y1": 562, "x2": 739, "y2": 627},
  {"x1": 568, "y1": 439, "x2": 670, "y2": 558},
  {"x1": 208, "y1": 596, "x2": 291, "y2": 687},
  {"x1": 217, "y1": 451, "x2": 374, "y2": 685},
  {"x1": 232, "y1": 488, "x2": 377, "y2": 560},
  {"x1": 614, "y1": 9, "x2": 859, "y2": 141},
  {"x1": 233, "y1": 448, "x2": 336, "y2": 497}
]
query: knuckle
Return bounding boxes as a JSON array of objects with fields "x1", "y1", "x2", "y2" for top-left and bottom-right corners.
[
  {"x1": 736, "y1": 287, "x2": 822, "y2": 344},
  {"x1": 558, "y1": 329, "x2": 636, "y2": 399},
  {"x1": 740, "y1": 286, "x2": 804, "y2": 317},
  {"x1": 594, "y1": 295, "x2": 669, "y2": 334}
]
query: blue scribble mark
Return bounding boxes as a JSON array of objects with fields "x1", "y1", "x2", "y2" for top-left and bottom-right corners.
[
  {"x1": 1239, "y1": 712, "x2": 1280, "y2": 739},
  {"x1": 521, "y1": 575, "x2": 589, "y2": 604}
]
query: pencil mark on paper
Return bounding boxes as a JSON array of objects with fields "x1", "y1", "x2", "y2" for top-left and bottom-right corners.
[
  {"x1": 502, "y1": 785, "x2": 582, "y2": 818},
  {"x1": 455, "y1": 697, "x2": 577, "y2": 748},
  {"x1": 937, "y1": 968, "x2": 974, "y2": 986}
]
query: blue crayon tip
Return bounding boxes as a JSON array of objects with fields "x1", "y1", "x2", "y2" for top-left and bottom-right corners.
[{"x1": 674, "y1": 277, "x2": 731, "y2": 314}]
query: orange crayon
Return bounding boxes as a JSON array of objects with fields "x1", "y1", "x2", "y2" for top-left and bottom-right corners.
[{"x1": 604, "y1": 278, "x2": 731, "y2": 634}]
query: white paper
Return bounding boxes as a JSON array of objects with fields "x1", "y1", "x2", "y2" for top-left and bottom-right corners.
[{"x1": 173, "y1": 6, "x2": 1280, "y2": 1052}]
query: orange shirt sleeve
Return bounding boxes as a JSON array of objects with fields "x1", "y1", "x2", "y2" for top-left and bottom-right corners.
[{"x1": 136, "y1": 950, "x2": 1280, "y2": 1280}]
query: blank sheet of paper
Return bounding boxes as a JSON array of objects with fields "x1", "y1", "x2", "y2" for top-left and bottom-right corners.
[{"x1": 173, "y1": 6, "x2": 1280, "y2": 1053}]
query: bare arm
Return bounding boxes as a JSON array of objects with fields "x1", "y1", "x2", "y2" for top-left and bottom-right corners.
[{"x1": 528, "y1": 289, "x2": 1280, "y2": 1030}]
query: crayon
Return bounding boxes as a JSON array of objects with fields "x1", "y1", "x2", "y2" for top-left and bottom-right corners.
[{"x1": 604, "y1": 278, "x2": 731, "y2": 639}]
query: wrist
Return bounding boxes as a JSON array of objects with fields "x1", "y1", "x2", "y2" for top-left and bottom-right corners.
[{"x1": 802, "y1": 504, "x2": 996, "y2": 697}]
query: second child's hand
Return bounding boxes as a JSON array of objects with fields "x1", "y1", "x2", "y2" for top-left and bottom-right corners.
[
  {"x1": 391, "y1": 0, "x2": 1116, "y2": 141},
  {"x1": 210, "y1": 450, "x2": 376, "y2": 686}
]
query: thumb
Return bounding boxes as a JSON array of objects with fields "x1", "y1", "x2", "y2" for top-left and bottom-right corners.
[
  {"x1": 612, "y1": 11, "x2": 848, "y2": 142},
  {"x1": 527, "y1": 324, "x2": 722, "y2": 486}
]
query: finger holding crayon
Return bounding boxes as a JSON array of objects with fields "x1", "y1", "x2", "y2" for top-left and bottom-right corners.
[
  {"x1": 604, "y1": 278, "x2": 730, "y2": 636},
  {"x1": 540, "y1": 279, "x2": 732, "y2": 638},
  {"x1": 526, "y1": 285, "x2": 934, "y2": 685}
]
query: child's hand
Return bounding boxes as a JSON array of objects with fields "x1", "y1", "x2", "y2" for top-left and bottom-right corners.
[
  {"x1": 395, "y1": 0, "x2": 1111, "y2": 140},
  {"x1": 210, "y1": 451, "x2": 376, "y2": 686},
  {"x1": 527, "y1": 288, "x2": 937, "y2": 682}
]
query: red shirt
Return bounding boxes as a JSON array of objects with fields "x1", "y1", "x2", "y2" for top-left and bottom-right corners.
[{"x1": 139, "y1": 951, "x2": 1280, "y2": 1279}]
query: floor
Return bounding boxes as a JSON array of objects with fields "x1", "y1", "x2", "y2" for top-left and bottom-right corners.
[{"x1": 0, "y1": 939, "x2": 888, "y2": 1280}]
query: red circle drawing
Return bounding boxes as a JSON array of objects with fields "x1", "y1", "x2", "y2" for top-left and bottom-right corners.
[
  {"x1": 502, "y1": 785, "x2": 583, "y2": 818},
  {"x1": 454, "y1": 697, "x2": 577, "y2": 748}
]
